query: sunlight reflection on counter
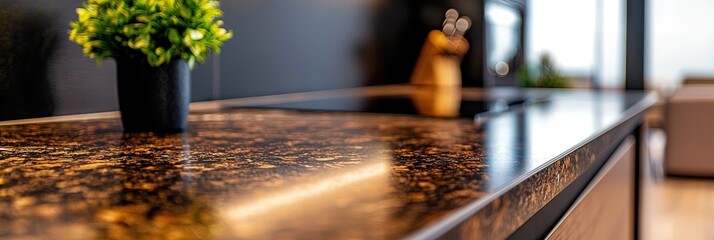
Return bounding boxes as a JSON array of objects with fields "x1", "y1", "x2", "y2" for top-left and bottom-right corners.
[{"x1": 219, "y1": 144, "x2": 394, "y2": 238}]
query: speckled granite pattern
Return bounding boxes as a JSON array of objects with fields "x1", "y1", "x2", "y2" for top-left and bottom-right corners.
[
  {"x1": 1, "y1": 110, "x2": 491, "y2": 239},
  {"x1": 0, "y1": 90, "x2": 654, "y2": 239}
]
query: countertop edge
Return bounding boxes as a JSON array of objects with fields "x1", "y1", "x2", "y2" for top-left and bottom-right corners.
[{"x1": 405, "y1": 91, "x2": 658, "y2": 240}]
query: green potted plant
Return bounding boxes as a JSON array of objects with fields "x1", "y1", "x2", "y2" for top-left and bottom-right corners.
[
  {"x1": 69, "y1": 0, "x2": 232, "y2": 132},
  {"x1": 518, "y1": 53, "x2": 570, "y2": 88}
]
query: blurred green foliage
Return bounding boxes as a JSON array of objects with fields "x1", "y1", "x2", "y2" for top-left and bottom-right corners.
[
  {"x1": 69, "y1": 0, "x2": 232, "y2": 69},
  {"x1": 518, "y1": 53, "x2": 570, "y2": 88}
]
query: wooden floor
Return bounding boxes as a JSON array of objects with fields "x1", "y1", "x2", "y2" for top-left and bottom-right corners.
[{"x1": 642, "y1": 129, "x2": 714, "y2": 240}]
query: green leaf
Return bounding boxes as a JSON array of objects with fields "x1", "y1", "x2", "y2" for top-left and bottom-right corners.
[
  {"x1": 188, "y1": 29, "x2": 204, "y2": 40},
  {"x1": 180, "y1": 6, "x2": 191, "y2": 19},
  {"x1": 168, "y1": 28, "x2": 181, "y2": 44},
  {"x1": 188, "y1": 55, "x2": 196, "y2": 70},
  {"x1": 136, "y1": 15, "x2": 150, "y2": 23},
  {"x1": 147, "y1": 52, "x2": 159, "y2": 66},
  {"x1": 128, "y1": 35, "x2": 150, "y2": 49}
]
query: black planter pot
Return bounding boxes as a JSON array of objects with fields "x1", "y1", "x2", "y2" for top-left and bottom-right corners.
[{"x1": 116, "y1": 59, "x2": 190, "y2": 133}]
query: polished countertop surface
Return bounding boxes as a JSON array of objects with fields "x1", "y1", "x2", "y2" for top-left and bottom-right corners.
[{"x1": 0, "y1": 86, "x2": 655, "y2": 239}]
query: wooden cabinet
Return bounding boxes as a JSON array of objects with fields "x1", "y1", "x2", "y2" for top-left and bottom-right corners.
[{"x1": 547, "y1": 137, "x2": 635, "y2": 240}]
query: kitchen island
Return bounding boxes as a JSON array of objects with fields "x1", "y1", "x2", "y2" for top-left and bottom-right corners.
[{"x1": 0, "y1": 85, "x2": 655, "y2": 239}]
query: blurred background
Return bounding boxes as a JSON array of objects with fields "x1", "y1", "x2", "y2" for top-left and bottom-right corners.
[
  {"x1": 1, "y1": 1, "x2": 714, "y2": 239},
  {"x1": 0, "y1": 0, "x2": 712, "y2": 118}
]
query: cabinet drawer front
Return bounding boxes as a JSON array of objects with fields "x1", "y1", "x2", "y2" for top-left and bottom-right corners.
[{"x1": 547, "y1": 137, "x2": 635, "y2": 240}]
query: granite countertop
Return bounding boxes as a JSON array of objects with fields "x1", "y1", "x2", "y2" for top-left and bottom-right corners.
[{"x1": 0, "y1": 86, "x2": 655, "y2": 239}]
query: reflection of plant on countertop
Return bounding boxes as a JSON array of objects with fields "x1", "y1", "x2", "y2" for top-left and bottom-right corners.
[
  {"x1": 518, "y1": 53, "x2": 570, "y2": 88},
  {"x1": 69, "y1": 0, "x2": 232, "y2": 69}
]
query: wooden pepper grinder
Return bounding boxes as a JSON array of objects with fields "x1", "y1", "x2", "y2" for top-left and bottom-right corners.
[{"x1": 410, "y1": 9, "x2": 471, "y2": 86}]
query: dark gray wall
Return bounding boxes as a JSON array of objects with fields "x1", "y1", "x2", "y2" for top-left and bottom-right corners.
[
  {"x1": 0, "y1": 0, "x2": 495, "y2": 120},
  {"x1": 218, "y1": 0, "x2": 372, "y2": 98},
  {"x1": 0, "y1": 1, "x2": 115, "y2": 119}
]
